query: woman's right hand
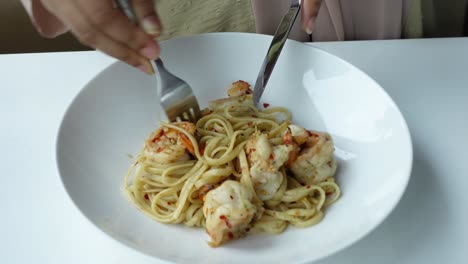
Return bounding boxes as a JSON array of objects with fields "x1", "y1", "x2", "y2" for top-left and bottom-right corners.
[{"x1": 23, "y1": 0, "x2": 161, "y2": 74}]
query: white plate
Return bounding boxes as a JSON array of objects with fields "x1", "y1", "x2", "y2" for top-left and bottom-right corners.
[{"x1": 56, "y1": 33, "x2": 412, "y2": 264}]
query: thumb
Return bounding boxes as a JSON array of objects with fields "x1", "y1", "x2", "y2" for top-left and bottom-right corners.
[
  {"x1": 132, "y1": 0, "x2": 162, "y2": 37},
  {"x1": 301, "y1": 0, "x2": 322, "y2": 34}
]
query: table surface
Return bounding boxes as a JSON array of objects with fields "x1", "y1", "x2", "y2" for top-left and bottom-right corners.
[{"x1": 1, "y1": 37, "x2": 467, "y2": 264}]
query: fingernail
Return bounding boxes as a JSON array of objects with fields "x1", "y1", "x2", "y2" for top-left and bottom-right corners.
[
  {"x1": 137, "y1": 65, "x2": 150, "y2": 74},
  {"x1": 140, "y1": 42, "x2": 158, "y2": 60},
  {"x1": 306, "y1": 18, "x2": 315, "y2": 34},
  {"x1": 141, "y1": 16, "x2": 161, "y2": 36}
]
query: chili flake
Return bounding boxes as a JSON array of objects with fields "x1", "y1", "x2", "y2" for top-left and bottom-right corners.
[{"x1": 219, "y1": 215, "x2": 232, "y2": 228}]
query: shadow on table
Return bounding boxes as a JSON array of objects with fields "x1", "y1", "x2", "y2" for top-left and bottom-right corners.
[{"x1": 319, "y1": 140, "x2": 449, "y2": 263}]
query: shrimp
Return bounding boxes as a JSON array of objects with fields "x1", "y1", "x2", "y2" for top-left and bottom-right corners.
[
  {"x1": 284, "y1": 125, "x2": 337, "y2": 185},
  {"x1": 245, "y1": 133, "x2": 293, "y2": 200},
  {"x1": 227, "y1": 80, "x2": 253, "y2": 97},
  {"x1": 287, "y1": 124, "x2": 309, "y2": 145},
  {"x1": 202, "y1": 81, "x2": 254, "y2": 114},
  {"x1": 203, "y1": 180, "x2": 257, "y2": 247},
  {"x1": 144, "y1": 122, "x2": 196, "y2": 163},
  {"x1": 207, "y1": 93, "x2": 253, "y2": 113}
]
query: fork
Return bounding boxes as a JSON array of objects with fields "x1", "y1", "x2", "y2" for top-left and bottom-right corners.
[
  {"x1": 116, "y1": 0, "x2": 201, "y2": 122},
  {"x1": 153, "y1": 59, "x2": 201, "y2": 122}
]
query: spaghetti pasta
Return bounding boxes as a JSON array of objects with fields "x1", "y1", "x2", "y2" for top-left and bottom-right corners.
[{"x1": 124, "y1": 81, "x2": 340, "y2": 247}]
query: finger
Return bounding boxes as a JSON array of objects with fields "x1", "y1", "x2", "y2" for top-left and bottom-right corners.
[
  {"x1": 43, "y1": 0, "x2": 153, "y2": 74},
  {"x1": 79, "y1": 29, "x2": 154, "y2": 74},
  {"x1": 93, "y1": 35, "x2": 154, "y2": 75},
  {"x1": 131, "y1": 0, "x2": 162, "y2": 37},
  {"x1": 77, "y1": 0, "x2": 159, "y2": 60},
  {"x1": 301, "y1": 0, "x2": 322, "y2": 34},
  {"x1": 28, "y1": 0, "x2": 69, "y2": 38}
]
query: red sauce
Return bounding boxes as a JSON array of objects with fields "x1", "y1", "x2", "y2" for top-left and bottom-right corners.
[
  {"x1": 219, "y1": 215, "x2": 232, "y2": 228},
  {"x1": 152, "y1": 131, "x2": 165, "y2": 142},
  {"x1": 200, "y1": 143, "x2": 206, "y2": 155}
]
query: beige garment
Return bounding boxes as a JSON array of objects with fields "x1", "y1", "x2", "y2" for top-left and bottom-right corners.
[
  {"x1": 155, "y1": 0, "x2": 256, "y2": 41},
  {"x1": 252, "y1": 0, "x2": 423, "y2": 41}
]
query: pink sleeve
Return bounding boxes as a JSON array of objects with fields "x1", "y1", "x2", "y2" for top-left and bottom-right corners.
[
  {"x1": 251, "y1": 0, "x2": 310, "y2": 42},
  {"x1": 252, "y1": 0, "x2": 409, "y2": 42},
  {"x1": 313, "y1": 0, "x2": 407, "y2": 41},
  {"x1": 21, "y1": 0, "x2": 68, "y2": 38}
]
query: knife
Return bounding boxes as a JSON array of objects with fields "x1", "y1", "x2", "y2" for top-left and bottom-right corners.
[{"x1": 253, "y1": 0, "x2": 301, "y2": 106}]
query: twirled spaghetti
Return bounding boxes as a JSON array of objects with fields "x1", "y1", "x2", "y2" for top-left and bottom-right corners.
[{"x1": 124, "y1": 81, "x2": 340, "y2": 247}]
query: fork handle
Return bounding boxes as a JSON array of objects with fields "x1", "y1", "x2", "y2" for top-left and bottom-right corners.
[
  {"x1": 153, "y1": 59, "x2": 167, "y2": 76},
  {"x1": 151, "y1": 59, "x2": 181, "y2": 96},
  {"x1": 152, "y1": 59, "x2": 169, "y2": 95},
  {"x1": 115, "y1": 0, "x2": 137, "y2": 23}
]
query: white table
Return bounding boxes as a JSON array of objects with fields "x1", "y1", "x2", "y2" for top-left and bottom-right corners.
[{"x1": 2, "y1": 38, "x2": 467, "y2": 263}]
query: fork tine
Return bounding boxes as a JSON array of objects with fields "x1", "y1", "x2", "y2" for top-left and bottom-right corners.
[
  {"x1": 182, "y1": 111, "x2": 190, "y2": 121},
  {"x1": 166, "y1": 97, "x2": 200, "y2": 123},
  {"x1": 189, "y1": 108, "x2": 197, "y2": 121},
  {"x1": 163, "y1": 93, "x2": 200, "y2": 121},
  {"x1": 175, "y1": 108, "x2": 199, "y2": 123}
]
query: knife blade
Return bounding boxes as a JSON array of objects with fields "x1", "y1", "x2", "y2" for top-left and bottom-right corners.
[{"x1": 253, "y1": 0, "x2": 301, "y2": 106}]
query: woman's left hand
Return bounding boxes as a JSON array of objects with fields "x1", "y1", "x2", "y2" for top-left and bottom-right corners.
[{"x1": 301, "y1": 0, "x2": 322, "y2": 34}]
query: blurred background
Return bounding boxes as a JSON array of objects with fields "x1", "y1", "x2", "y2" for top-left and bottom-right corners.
[
  {"x1": 1, "y1": 0, "x2": 88, "y2": 53},
  {"x1": 1, "y1": 0, "x2": 467, "y2": 54}
]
